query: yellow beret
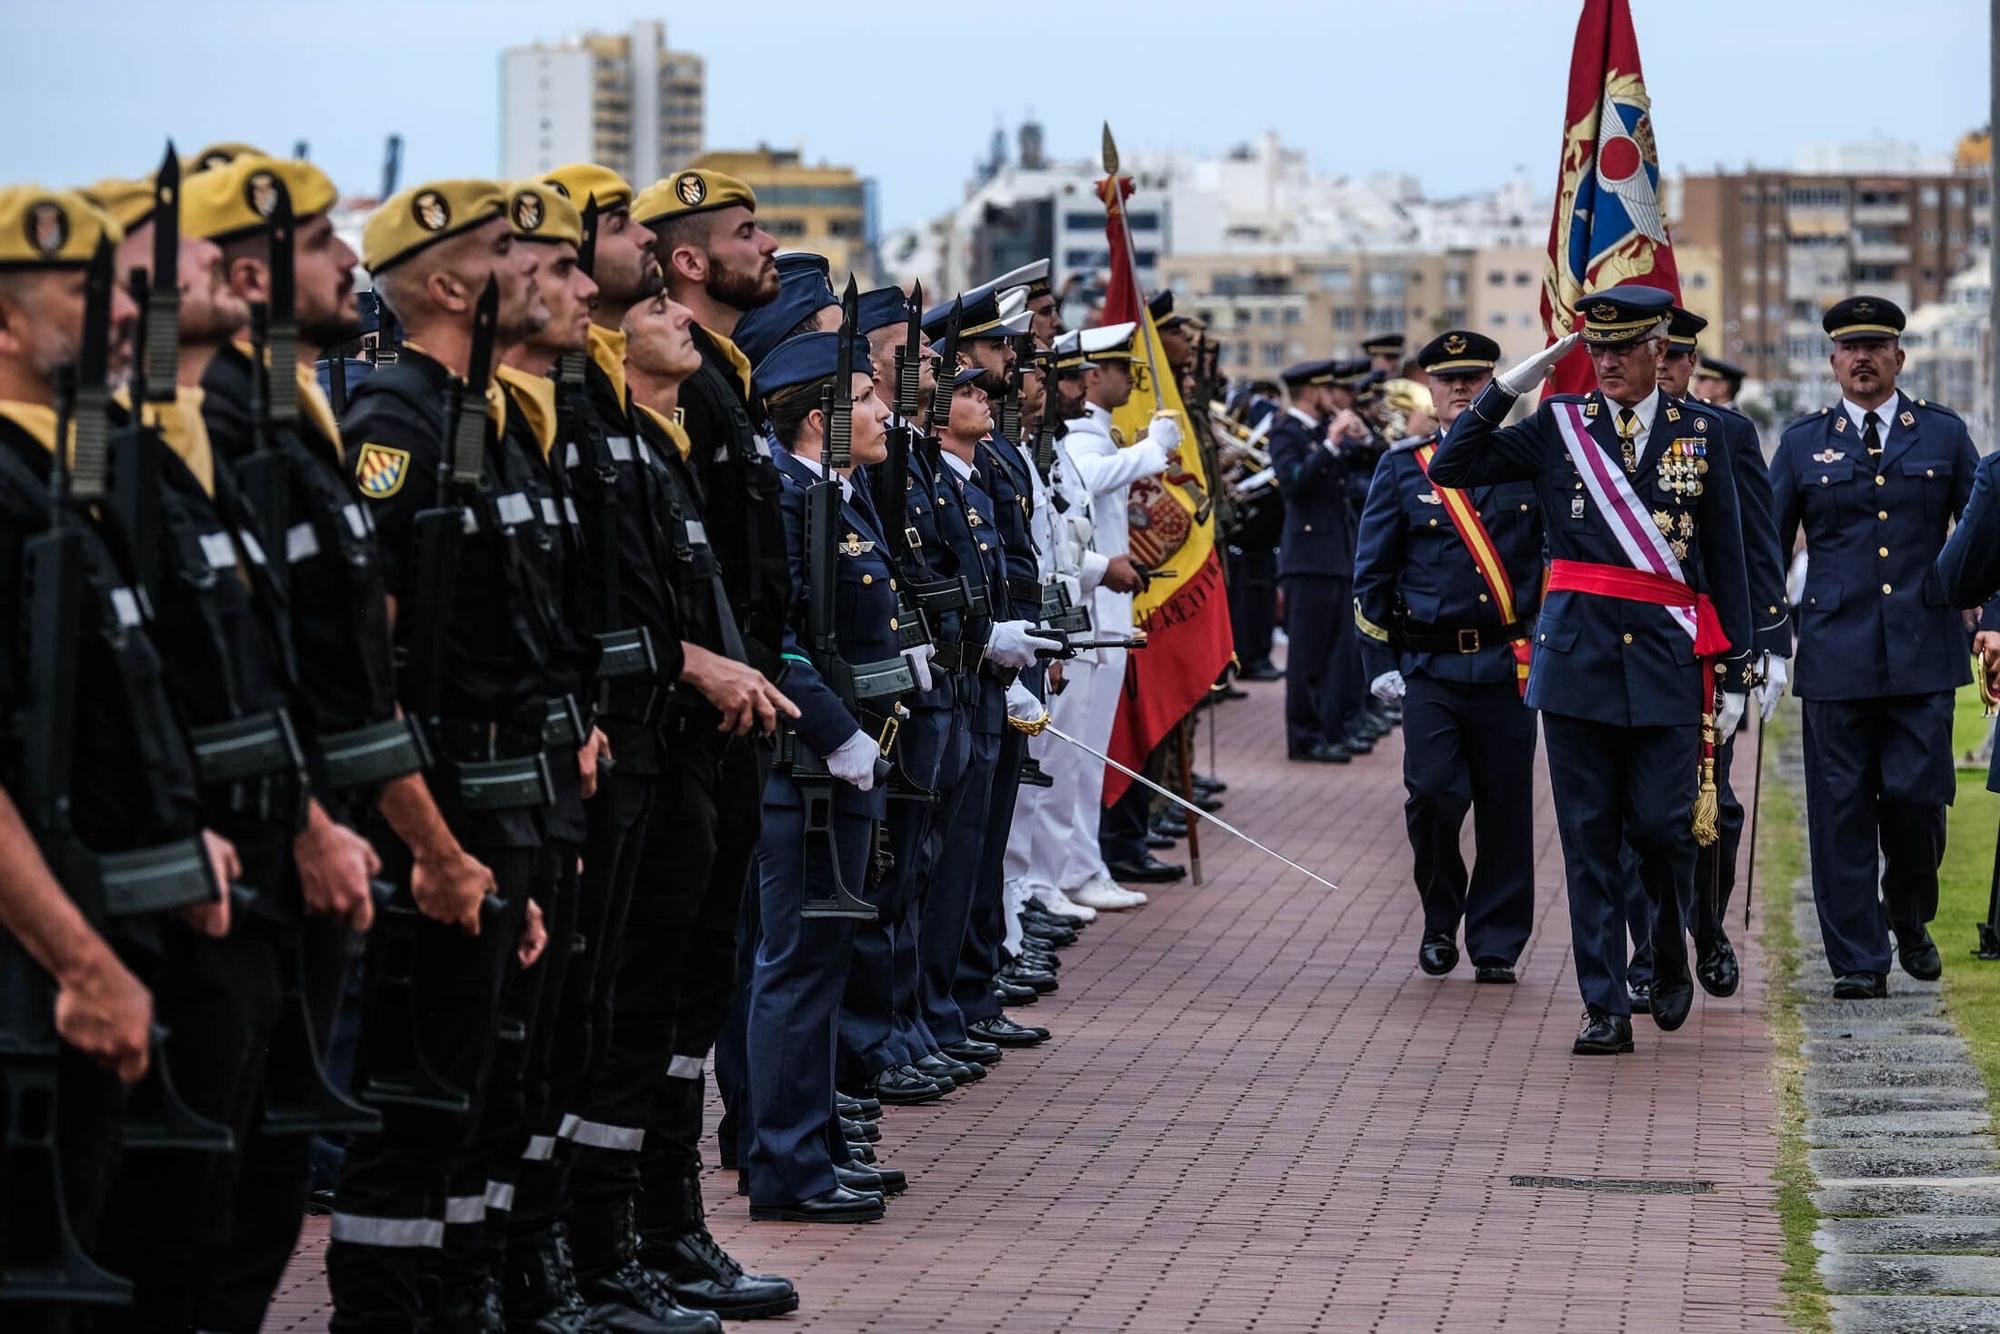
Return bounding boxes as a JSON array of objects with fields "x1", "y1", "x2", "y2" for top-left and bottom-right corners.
[
  {"x1": 507, "y1": 181, "x2": 582, "y2": 247},
  {"x1": 185, "y1": 141, "x2": 270, "y2": 175},
  {"x1": 632, "y1": 169, "x2": 756, "y2": 226},
  {"x1": 0, "y1": 186, "x2": 123, "y2": 268},
  {"x1": 541, "y1": 163, "x2": 632, "y2": 213},
  {"x1": 362, "y1": 180, "x2": 507, "y2": 275},
  {"x1": 77, "y1": 176, "x2": 160, "y2": 233},
  {"x1": 183, "y1": 156, "x2": 339, "y2": 242}
]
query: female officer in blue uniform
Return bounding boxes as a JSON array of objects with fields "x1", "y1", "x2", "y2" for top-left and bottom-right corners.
[{"x1": 741, "y1": 331, "x2": 912, "y2": 1222}]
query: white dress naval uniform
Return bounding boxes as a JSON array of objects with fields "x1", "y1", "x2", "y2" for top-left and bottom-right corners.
[
  {"x1": 1047, "y1": 401, "x2": 1168, "y2": 894},
  {"x1": 1003, "y1": 428, "x2": 1110, "y2": 927}
]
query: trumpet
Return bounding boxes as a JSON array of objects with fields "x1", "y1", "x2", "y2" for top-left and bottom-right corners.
[
  {"x1": 1206, "y1": 401, "x2": 1273, "y2": 470},
  {"x1": 1978, "y1": 652, "x2": 1998, "y2": 718}
]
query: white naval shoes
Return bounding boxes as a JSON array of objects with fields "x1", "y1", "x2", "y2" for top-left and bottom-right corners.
[
  {"x1": 1069, "y1": 877, "x2": 1147, "y2": 911},
  {"x1": 1030, "y1": 883, "x2": 1098, "y2": 923}
]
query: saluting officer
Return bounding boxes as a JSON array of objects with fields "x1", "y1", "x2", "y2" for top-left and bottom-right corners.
[
  {"x1": 743, "y1": 330, "x2": 907, "y2": 1222},
  {"x1": 1772, "y1": 296, "x2": 1978, "y2": 998},
  {"x1": 1354, "y1": 330, "x2": 1542, "y2": 984},
  {"x1": 1428, "y1": 286, "x2": 1753, "y2": 1055},
  {"x1": 326, "y1": 178, "x2": 553, "y2": 1331}
]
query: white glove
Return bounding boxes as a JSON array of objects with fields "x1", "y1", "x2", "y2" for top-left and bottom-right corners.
[
  {"x1": 823, "y1": 730, "x2": 879, "y2": 792},
  {"x1": 986, "y1": 619, "x2": 1062, "y2": 670},
  {"x1": 1716, "y1": 691, "x2": 1748, "y2": 739},
  {"x1": 903, "y1": 643, "x2": 935, "y2": 693},
  {"x1": 1370, "y1": 670, "x2": 1406, "y2": 704},
  {"x1": 1004, "y1": 679, "x2": 1045, "y2": 723},
  {"x1": 1145, "y1": 412, "x2": 1183, "y2": 455},
  {"x1": 1757, "y1": 655, "x2": 1789, "y2": 721},
  {"x1": 1496, "y1": 332, "x2": 1580, "y2": 396}
]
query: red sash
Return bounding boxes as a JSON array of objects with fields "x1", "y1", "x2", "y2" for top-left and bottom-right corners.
[{"x1": 1413, "y1": 444, "x2": 1534, "y2": 697}]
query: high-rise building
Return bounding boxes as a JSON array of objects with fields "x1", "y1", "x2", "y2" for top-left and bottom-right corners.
[
  {"x1": 1673, "y1": 164, "x2": 1991, "y2": 393},
  {"x1": 500, "y1": 21, "x2": 704, "y2": 186},
  {"x1": 688, "y1": 147, "x2": 876, "y2": 284}
]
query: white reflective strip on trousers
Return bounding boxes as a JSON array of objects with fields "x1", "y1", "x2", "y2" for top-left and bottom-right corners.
[
  {"x1": 328, "y1": 1213, "x2": 446, "y2": 1248},
  {"x1": 522, "y1": 1135, "x2": 557, "y2": 1162},
  {"x1": 557, "y1": 1112, "x2": 645, "y2": 1151},
  {"x1": 666, "y1": 1055, "x2": 705, "y2": 1079},
  {"x1": 485, "y1": 1181, "x2": 516, "y2": 1212},
  {"x1": 443, "y1": 1194, "x2": 486, "y2": 1224}
]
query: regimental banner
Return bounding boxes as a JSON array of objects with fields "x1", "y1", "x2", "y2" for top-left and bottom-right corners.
[
  {"x1": 1095, "y1": 155, "x2": 1234, "y2": 805},
  {"x1": 1540, "y1": 0, "x2": 1681, "y2": 394}
]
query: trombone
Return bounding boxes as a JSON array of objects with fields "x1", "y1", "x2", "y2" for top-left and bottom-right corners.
[{"x1": 1207, "y1": 401, "x2": 1273, "y2": 470}]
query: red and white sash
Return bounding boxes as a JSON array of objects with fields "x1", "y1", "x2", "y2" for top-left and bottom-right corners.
[{"x1": 1549, "y1": 398, "x2": 1697, "y2": 643}]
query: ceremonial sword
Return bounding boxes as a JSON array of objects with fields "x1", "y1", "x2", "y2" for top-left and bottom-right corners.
[{"x1": 1028, "y1": 718, "x2": 1343, "y2": 893}]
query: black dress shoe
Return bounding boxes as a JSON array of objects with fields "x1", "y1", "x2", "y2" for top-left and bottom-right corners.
[
  {"x1": 1018, "y1": 942, "x2": 1061, "y2": 967},
  {"x1": 1214, "y1": 683, "x2": 1249, "y2": 701},
  {"x1": 1105, "y1": 853, "x2": 1186, "y2": 884},
  {"x1": 748, "y1": 1186, "x2": 884, "y2": 1224},
  {"x1": 1145, "y1": 830, "x2": 1175, "y2": 849},
  {"x1": 1895, "y1": 926, "x2": 1943, "y2": 981},
  {"x1": 1473, "y1": 963, "x2": 1516, "y2": 985},
  {"x1": 1834, "y1": 972, "x2": 1889, "y2": 999},
  {"x1": 1417, "y1": 934, "x2": 1459, "y2": 976},
  {"x1": 1242, "y1": 660, "x2": 1284, "y2": 682},
  {"x1": 1573, "y1": 1008, "x2": 1635, "y2": 1055},
  {"x1": 913, "y1": 1053, "x2": 972, "y2": 1085},
  {"x1": 999, "y1": 964, "x2": 1058, "y2": 993},
  {"x1": 968, "y1": 1015, "x2": 1048, "y2": 1046},
  {"x1": 839, "y1": 1115, "x2": 880, "y2": 1142},
  {"x1": 1340, "y1": 732, "x2": 1376, "y2": 755},
  {"x1": 830, "y1": 1163, "x2": 892, "y2": 1198},
  {"x1": 844, "y1": 1094, "x2": 884, "y2": 1117},
  {"x1": 1022, "y1": 920, "x2": 1078, "y2": 946},
  {"x1": 836, "y1": 1097, "x2": 879, "y2": 1123},
  {"x1": 1154, "y1": 812, "x2": 1189, "y2": 837},
  {"x1": 584, "y1": 1258, "x2": 724, "y2": 1332},
  {"x1": 1650, "y1": 976, "x2": 1694, "y2": 1032},
  {"x1": 1627, "y1": 981, "x2": 1652, "y2": 1014},
  {"x1": 1194, "y1": 773, "x2": 1227, "y2": 793},
  {"x1": 868, "y1": 1065, "x2": 947, "y2": 1105},
  {"x1": 845, "y1": 1141, "x2": 876, "y2": 1164},
  {"x1": 942, "y1": 1038, "x2": 1002, "y2": 1065},
  {"x1": 1696, "y1": 935, "x2": 1741, "y2": 998},
  {"x1": 990, "y1": 979, "x2": 1039, "y2": 1006}
]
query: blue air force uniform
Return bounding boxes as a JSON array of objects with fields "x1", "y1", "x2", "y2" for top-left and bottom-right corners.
[
  {"x1": 1938, "y1": 445, "x2": 2000, "y2": 797},
  {"x1": 1623, "y1": 309, "x2": 1792, "y2": 997},
  {"x1": 1427, "y1": 288, "x2": 1753, "y2": 1033},
  {"x1": 741, "y1": 335, "x2": 907, "y2": 1208},
  {"x1": 1352, "y1": 332, "x2": 1542, "y2": 971},
  {"x1": 1772, "y1": 296, "x2": 1977, "y2": 984},
  {"x1": 1270, "y1": 361, "x2": 1359, "y2": 757}
]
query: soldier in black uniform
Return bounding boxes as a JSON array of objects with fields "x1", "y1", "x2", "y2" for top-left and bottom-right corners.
[
  {"x1": 0, "y1": 184, "x2": 239, "y2": 1333},
  {"x1": 179, "y1": 152, "x2": 435, "y2": 1332},
  {"x1": 325, "y1": 178, "x2": 559, "y2": 1331}
]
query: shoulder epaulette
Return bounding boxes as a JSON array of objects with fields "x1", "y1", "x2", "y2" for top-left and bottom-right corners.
[{"x1": 1912, "y1": 397, "x2": 1964, "y2": 423}]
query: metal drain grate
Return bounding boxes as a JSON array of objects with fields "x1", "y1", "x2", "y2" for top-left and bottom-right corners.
[{"x1": 1508, "y1": 1175, "x2": 1715, "y2": 1194}]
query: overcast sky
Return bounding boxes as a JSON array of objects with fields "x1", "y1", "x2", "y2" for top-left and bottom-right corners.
[{"x1": 3, "y1": 0, "x2": 1986, "y2": 232}]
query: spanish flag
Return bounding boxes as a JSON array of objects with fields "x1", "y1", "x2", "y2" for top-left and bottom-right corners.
[{"x1": 1096, "y1": 127, "x2": 1234, "y2": 804}]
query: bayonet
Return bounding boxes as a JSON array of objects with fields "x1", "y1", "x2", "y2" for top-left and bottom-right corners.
[
  {"x1": 925, "y1": 296, "x2": 962, "y2": 435},
  {"x1": 141, "y1": 145, "x2": 179, "y2": 407}
]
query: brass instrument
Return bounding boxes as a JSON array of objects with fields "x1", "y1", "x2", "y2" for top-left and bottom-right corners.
[
  {"x1": 1375, "y1": 378, "x2": 1434, "y2": 443},
  {"x1": 1978, "y1": 652, "x2": 1998, "y2": 718},
  {"x1": 1206, "y1": 401, "x2": 1274, "y2": 470}
]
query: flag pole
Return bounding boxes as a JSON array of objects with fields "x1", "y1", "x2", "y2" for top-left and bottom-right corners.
[{"x1": 1101, "y1": 123, "x2": 1167, "y2": 414}]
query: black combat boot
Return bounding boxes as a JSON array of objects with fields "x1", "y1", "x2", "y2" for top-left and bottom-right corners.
[
  {"x1": 637, "y1": 1164, "x2": 800, "y2": 1320},
  {"x1": 502, "y1": 1223, "x2": 607, "y2": 1332},
  {"x1": 572, "y1": 1194, "x2": 720, "y2": 1333}
]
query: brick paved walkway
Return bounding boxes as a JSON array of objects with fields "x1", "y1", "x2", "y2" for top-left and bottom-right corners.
[{"x1": 266, "y1": 675, "x2": 1789, "y2": 1331}]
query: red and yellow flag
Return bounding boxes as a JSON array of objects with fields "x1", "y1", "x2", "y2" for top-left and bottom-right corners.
[{"x1": 1094, "y1": 132, "x2": 1234, "y2": 804}]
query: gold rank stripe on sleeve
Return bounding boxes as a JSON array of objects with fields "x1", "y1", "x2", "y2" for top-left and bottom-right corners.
[
  {"x1": 1413, "y1": 443, "x2": 1533, "y2": 695},
  {"x1": 355, "y1": 442, "x2": 411, "y2": 498}
]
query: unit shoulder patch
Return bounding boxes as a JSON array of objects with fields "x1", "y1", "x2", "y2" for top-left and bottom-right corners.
[{"x1": 355, "y1": 442, "x2": 412, "y2": 499}]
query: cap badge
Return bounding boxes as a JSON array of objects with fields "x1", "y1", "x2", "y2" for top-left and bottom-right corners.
[
  {"x1": 675, "y1": 173, "x2": 707, "y2": 208},
  {"x1": 245, "y1": 170, "x2": 282, "y2": 220},
  {"x1": 24, "y1": 200, "x2": 68, "y2": 258},
  {"x1": 1589, "y1": 302, "x2": 1618, "y2": 322},
  {"x1": 1442, "y1": 334, "x2": 1467, "y2": 355},
  {"x1": 413, "y1": 190, "x2": 451, "y2": 233},
  {"x1": 1853, "y1": 299, "x2": 1875, "y2": 317},
  {"x1": 512, "y1": 192, "x2": 544, "y2": 232}
]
